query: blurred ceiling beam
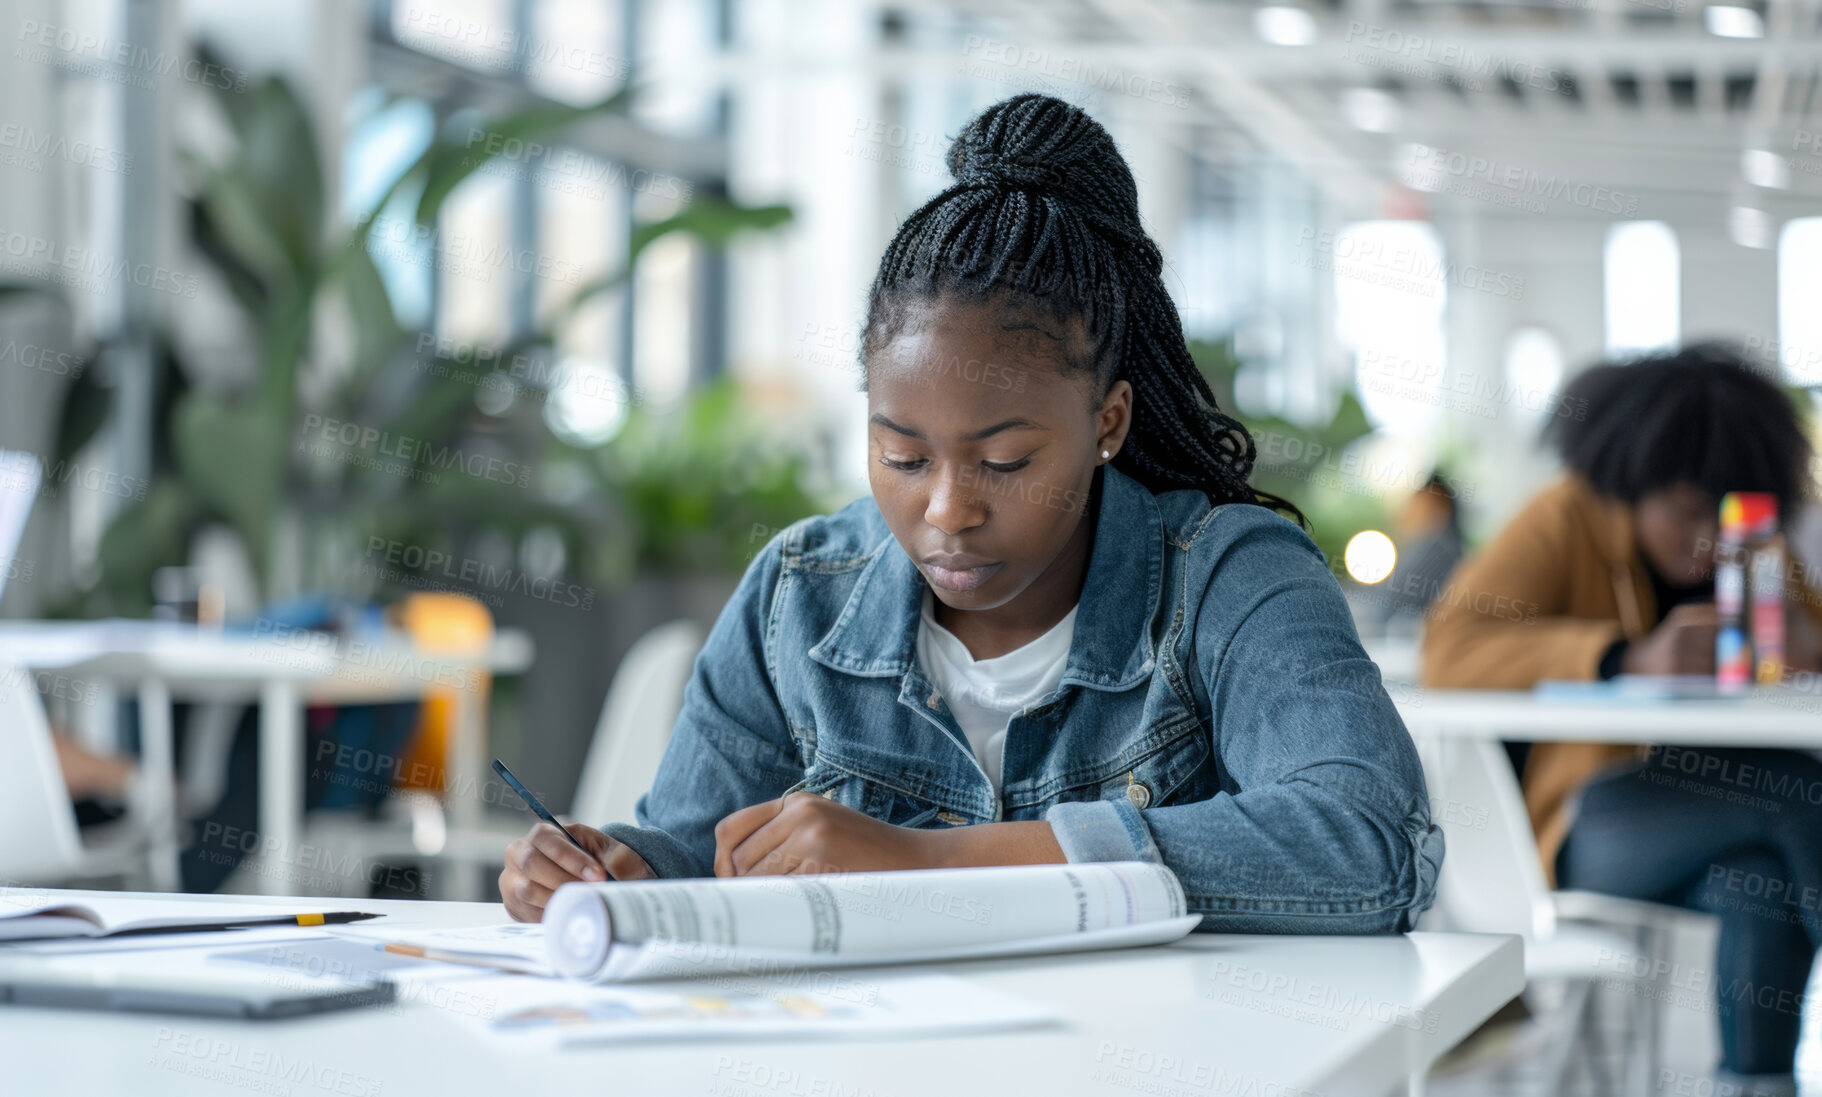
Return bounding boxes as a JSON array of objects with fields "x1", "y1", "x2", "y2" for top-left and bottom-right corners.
[
  {"x1": 654, "y1": 1, "x2": 1822, "y2": 216},
  {"x1": 1696, "y1": 60, "x2": 1728, "y2": 123},
  {"x1": 1093, "y1": 0, "x2": 1387, "y2": 212},
  {"x1": 1745, "y1": 0, "x2": 1803, "y2": 137},
  {"x1": 876, "y1": 0, "x2": 1295, "y2": 161},
  {"x1": 1634, "y1": 60, "x2": 1678, "y2": 128},
  {"x1": 690, "y1": 40, "x2": 1815, "y2": 99},
  {"x1": 873, "y1": 0, "x2": 1388, "y2": 213}
]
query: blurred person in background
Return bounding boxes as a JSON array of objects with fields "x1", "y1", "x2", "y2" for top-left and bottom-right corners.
[
  {"x1": 1359, "y1": 471, "x2": 1465, "y2": 636},
  {"x1": 53, "y1": 732, "x2": 140, "y2": 820},
  {"x1": 1422, "y1": 344, "x2": 1822, "y2": 1093}
]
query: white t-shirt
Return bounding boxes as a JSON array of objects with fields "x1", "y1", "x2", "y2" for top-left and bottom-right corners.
[{"x1": 915, "y1": 589, "x2": 1077, "y2": 797}]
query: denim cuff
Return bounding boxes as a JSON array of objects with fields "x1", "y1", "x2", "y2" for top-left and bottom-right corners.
[
  {"x1": 1045, "y1": 798, "x2": 1164, "y2": 865},
  {"x1": 597, "y1": 822, "x2": 707, "y2": 880}
]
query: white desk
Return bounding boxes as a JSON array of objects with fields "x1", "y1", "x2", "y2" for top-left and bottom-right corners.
[
  {"x1": 0, "y1": 888, "x2": 1523, "y2": 1097},
  {"x1": 1397, "y1": 686, "x2": 1822, "y2": 746},
  {"x1": 0, "y1": 622, "x2": 532, "y2": 897}
]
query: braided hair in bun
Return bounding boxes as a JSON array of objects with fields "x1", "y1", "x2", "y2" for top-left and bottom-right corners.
[{"x1": 861, "y1": 93, "x2": 1297, "y2": 520}]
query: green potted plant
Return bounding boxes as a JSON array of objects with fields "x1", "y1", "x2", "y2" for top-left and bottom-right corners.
[{"x1": 25, "y1": 65, "x2": 795, "y2": 617}]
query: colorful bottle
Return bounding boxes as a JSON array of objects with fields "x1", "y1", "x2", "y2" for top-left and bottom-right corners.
[
  {"x1": 1752, "y1": 532, "x2": 1786, "y2": 683},
  {"x1": 1715, "y1": 492, "x2": 1779, "y2": 692}
]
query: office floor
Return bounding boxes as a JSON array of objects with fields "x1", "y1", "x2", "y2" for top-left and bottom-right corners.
[
  {"x1": 1427, "y1": 920, "x2": 1822, "y2": 1097},
  {"x1": 1428, "y1": 982, "x2": 1715, "y2": 1096}
]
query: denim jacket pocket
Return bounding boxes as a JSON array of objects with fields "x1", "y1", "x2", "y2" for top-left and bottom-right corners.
[
  {"x1": 1070, "y1": 717, "x2": 1213, "y2": 811},
  {"x1": 796, "y1": 756, "x2": 944, "y2": 829}
]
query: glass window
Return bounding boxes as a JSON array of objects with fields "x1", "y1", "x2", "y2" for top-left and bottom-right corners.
[
  {"x1": 634, "y1": 0, "x2": 720, "y2": 137},
  {"x1": 534, "y1": 151, "x2": 625, "y2": 345},
  {"x1": 1603, "y1": 220, "x2": 1679, "y2": 357},
  {"x1": 631, "y1": 233, "x2": 697, "y2": 411},
  {"x1": 1335, "y1": 221, "x2": 1448, "y2": 437},
  {"x1": 1503, "y1": 326, "x2": 1568, "y2": 423},
  {"x1": 537, "y1": 151, "x2": 629, "y2": 439},
  {"x1": 528, "y1": 0, "x2": 627, "y2": 104},
  {"x1": 1777, "y1": 217, "x2": 1822, "y2": 386},
  {"x1": 1173, "y1": 158, "x2": 1239, "y2": 342},
  {"x1": 435, "y1": 170, "x2": 514, "y2": 348},
  {"x1": 391, "y1": 0, "x2": 517, "y2": 75},
  {"x1": 344, "y1": 94, "x2": 437, "y2": 330}
]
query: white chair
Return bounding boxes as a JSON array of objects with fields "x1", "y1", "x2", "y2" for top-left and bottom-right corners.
[
  {"x1": 570, "y1": 619, "x2": 706, "y2": 828},
  {"x1": 0, "y1": 664, "x2": 146, "y2": 886},
  {"x1": 0, "y1": 665, "x2": 84, "y2": 881},
  {"x1": 1415, "y1": 734, "x2": 1716, "y2": 1095},
  {"x1": 1800, "y1": 945, "x2": 1822, "y2": 1094}
]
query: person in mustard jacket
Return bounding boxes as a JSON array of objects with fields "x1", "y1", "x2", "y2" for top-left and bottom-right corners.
[{"x1": 1422, "y1": 343, "x2": 1822, "y2": 1090}]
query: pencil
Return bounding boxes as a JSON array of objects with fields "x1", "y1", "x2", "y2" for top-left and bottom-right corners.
[
  {"x1": 381, "y1": 942, "x2": 543, "y2": 974},
  {"x1": 491, "y1": 758, "x2": 592, "y2": 854},
  {"x1": 109, "y1": 912, "x2": 380, "y2": 937}
]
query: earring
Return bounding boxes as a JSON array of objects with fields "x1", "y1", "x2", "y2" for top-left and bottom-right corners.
[{"x1": 1101, "y1": 449, "x2": 1111, "y2": 460}]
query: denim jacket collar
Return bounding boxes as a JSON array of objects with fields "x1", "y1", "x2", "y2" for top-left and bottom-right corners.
[{"x1": 807, "y1": 463, "x2": 1163, "y2": 690}]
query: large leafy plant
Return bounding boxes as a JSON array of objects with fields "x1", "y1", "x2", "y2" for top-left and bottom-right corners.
[
  {"x1": 29, "y1": 67, "x2": 796, "y2": 615},
  {"x1": 587, "y1": 378, "x2": 826, "y2": 582}
]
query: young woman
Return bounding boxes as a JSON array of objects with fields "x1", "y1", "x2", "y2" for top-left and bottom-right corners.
[
  {"x1": 502, "y1": 94, "x2": 1442, "y2": 935},
  {"x1": 1422, "y1": 345, "x2": 1822, "y2": 1088}
]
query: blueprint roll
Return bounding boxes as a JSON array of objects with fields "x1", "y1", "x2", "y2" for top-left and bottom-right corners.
[
  {"x1": 544, "y1": 882, "x2": 615, "y2": 980},
  {"x1": 543, "y1": 861, "x2": 1195, "y2": 984}
]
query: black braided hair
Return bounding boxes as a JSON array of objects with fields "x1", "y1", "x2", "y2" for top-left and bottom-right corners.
[{"x1": 861, "y1": 93, "x2": 1300, "y2": 522}]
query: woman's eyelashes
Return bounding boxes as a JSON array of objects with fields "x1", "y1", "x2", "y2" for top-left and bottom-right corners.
[{"x1": 876, "y1": 453, "x2": 1036, "y2": 474}]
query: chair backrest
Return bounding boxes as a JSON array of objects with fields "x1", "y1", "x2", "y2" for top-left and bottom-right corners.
[
  {"x1": 1412, "y1": 733, "x2": 1557, "y2": 941},
  {"x1": 0, "y1": 664, "x2": 84, "y2": 881},
  {"x1": 570, "y1": 619, "x2": 707, "y2": 827},
  {"x1": 0, "y1": 452, "x2": 40, "y2": 607}
]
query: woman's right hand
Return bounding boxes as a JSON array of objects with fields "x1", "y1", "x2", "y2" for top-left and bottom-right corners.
[
  {"x1": 500, "y1": 822, "x2": 656, "y2": 922},
  {"x1": 1621, "y1": 602, "x2": 1719, "y2": 676}
]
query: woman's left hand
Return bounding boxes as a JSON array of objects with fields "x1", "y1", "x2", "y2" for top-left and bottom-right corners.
[{"x1": 713, "y1": 792, "x2": 948, "y2": 877}]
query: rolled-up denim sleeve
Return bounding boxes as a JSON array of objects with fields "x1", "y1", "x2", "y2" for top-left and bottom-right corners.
[
  {"x1": 1047, "y1": 510, "x2": 1444, "y2": 934},
  {"x1": 1046, "y1": 798, "x2": 1160, "y2": 864},
  {"x1": 596, "y1": 532, "x2": 806, "y2": 879}
]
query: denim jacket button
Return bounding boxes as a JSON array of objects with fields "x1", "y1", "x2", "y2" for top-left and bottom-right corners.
[{"x1": 1126, "y1": 782, "x2": 1151, "y2": 809}]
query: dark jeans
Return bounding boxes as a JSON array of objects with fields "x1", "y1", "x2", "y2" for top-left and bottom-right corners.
[{"x1": 1556, "y1": 747, "x2": 1822, "y2": 1075}]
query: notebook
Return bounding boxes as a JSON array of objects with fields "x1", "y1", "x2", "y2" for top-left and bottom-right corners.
[{"x1": 0, "y1": 897, "x2": 374, "y2": 942}]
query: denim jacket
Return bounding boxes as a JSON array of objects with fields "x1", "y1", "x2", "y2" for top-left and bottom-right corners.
[{"x1": 601, "y1": 463, "x2": 1444, "y2": 933}]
